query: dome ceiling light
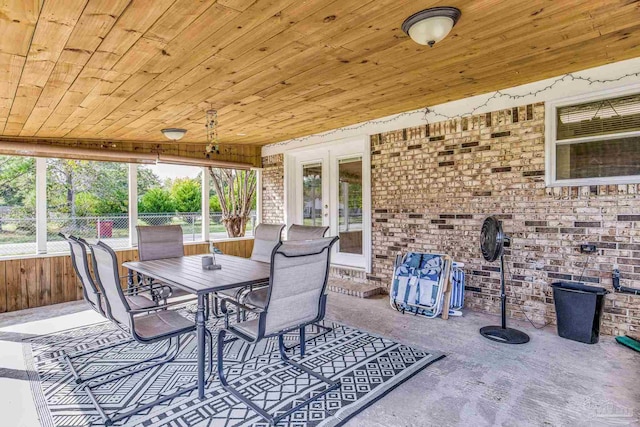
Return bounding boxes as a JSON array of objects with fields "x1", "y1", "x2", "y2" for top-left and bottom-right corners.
[
  {"x1": 402, "y1": 7, "x2": 461, "y2": 47},
  {"x1": 161, "y1": 128, "x2": 187, "y2": 141}
]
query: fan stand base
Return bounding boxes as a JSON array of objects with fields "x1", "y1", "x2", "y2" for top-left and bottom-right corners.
[{"x1": 480, "y1": 326, "x2": 530, "y2": 344}]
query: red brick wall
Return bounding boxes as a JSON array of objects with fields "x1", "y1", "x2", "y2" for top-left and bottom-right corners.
[{"x1": 262, "y1": 102, "x2": 640, "y2": 335}]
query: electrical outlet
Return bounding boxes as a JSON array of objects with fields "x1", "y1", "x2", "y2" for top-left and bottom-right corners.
[{"x1": 580, "y1": 244, "x2": 597, "y2": 254}]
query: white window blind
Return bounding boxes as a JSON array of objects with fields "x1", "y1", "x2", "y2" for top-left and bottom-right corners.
[{"x1": 547, "y1": 87, "x2": 640, "y2": 186}]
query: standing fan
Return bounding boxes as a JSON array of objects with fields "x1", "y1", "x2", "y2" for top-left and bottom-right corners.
[{"x1": 479, "y1": 217, "x2": 530, "y2": 344}]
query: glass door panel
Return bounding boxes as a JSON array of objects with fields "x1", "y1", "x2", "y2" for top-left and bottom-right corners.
[
  {"x1": 287, "y1": 137, "x2": 369, "y2": 270},
  {"x1": 338, "y1": 157, "x2": 363, "y2": 255},
  {"x1": 302, "y1": 163, "x2": 323, "y2": 226}
]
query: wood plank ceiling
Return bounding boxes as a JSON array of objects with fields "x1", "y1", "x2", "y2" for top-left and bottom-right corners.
[{"x1": 1, "y1": 0, "x2": 639, "y2": 147}]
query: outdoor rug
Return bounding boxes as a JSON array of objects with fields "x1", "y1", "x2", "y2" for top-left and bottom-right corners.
[{"x1": 23, "y1": 307, "x2": 444, "y2": 426}]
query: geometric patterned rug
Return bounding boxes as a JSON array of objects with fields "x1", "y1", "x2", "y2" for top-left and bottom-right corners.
[{"x1": 23, "y1": 306, "x2": 444, "y2": 427}]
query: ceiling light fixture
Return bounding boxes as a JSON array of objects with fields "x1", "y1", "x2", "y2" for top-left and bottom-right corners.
[
  {"x1": 402, "y1": 7, "x2": 461, "y2": 47},
  {"x1": 161, "y1": 128, "x2": 187, "y2": 141}
]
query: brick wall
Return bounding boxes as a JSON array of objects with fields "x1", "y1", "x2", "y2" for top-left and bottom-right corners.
[
  {"x1": 261, "y1": 154, "x2": 284, "y2": 224},
  {"x1": 261, "y1": 103, "x2": 640, "y2": 335}
]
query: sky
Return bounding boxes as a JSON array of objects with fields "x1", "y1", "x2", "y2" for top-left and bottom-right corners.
[{"x1": 144, "y1": 164, "x2": 201, "y2": 181}]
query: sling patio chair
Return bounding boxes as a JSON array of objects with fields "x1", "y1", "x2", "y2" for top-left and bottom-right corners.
[
  {"x1": 243, "y1": 224, "x2": 332, "y2": 353},
  {"x1": 80, "y1": 240, "x2": 213, "y2": 426},
  {"x1": 244, "y1": 223, "x2": 330, "y2": 306},
  {"x1": 217, "y1": 236, "x2": 340, "y2": 426},
  {"x1": 287, "y1": 224, "x2": 329, "y2": 241},
  {"x1": 211, "y1": 223, "x2": 285, "y2": 318},
  {"x1": 59, "y1": 234, "x2": 171, "y2": 385},
  {"x1": 135, "y1": 225, "x2": 193, "y2": 300}
]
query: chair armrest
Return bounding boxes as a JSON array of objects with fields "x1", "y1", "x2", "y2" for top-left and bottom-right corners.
[
  {"x1": 219, "y1": 297, "x2": 266, "y2": 334},
  {"x1": 219, "y1": 297, "x2": 264, "y2": 315},
  {"x1": 125, "y1": 281, "x2": 174, "y2": 301},
  {"x1": 123, "y1": 283, "x2": 169, "y2": 293},
  {"x1": 128, "y1": 299, "x2": 189, "y2": 315}
]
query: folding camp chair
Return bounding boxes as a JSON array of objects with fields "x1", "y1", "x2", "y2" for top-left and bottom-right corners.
[
  {"x1": 217, "y1": 237, "x2": 340, "y2": 426},
  {"x1": 390, "y1": 252, "x2": 454, "y2": 319}
]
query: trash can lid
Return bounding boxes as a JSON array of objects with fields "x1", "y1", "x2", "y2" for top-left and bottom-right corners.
[{"x1": 551, "y1": 281, "x2": 608, "y2": 295}]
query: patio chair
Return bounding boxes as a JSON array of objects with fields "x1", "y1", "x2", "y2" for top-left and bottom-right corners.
[
  {"x1": 212, "y1": 223, "x2": 285, "y2": 318},
  {"x1": 82, "y1": 240, "x2": 213, "y2": 426},
  {"x1": 217, "y1": 236, "x2": 340, "y2": 426},
  {"x1": 59, "y1": 234, "x2": 170, "y2": 384},
  {"x1": 244, "y1": 224, "x2": 332, "y2": 352},
  {"x1": 243, "y1": 224, "x2": 329, "y2": 305},
  {"x1": 61, "y1": 233, "x2": 164, "y2": 316},
  {"x1": 136, "y1": 225, "x2": 192, "y2": 300},
  {"x1": 287, "y1": 223, "x2": 329, "y2": 241}
]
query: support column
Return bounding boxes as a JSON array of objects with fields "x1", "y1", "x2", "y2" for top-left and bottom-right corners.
[
  {"x1": 201, "y1": 167, "x2": 210, "y2": 242},
  {"x1": 36, "y1": 158, "x2": 47, "y2": 254},
  {"x1": 255, "y1": 168, "x2": 262, "y2": 232},
  {"x1": 128, "y1": 163, "x2": 138, "y2": 247}
]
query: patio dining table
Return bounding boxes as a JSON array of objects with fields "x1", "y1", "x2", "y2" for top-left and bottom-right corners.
[{"x1": 123, "y1": 253, "x2": 270, "y2": 399}]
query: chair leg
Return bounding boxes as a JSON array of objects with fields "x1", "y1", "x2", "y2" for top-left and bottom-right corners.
[
  {"x1": 283, "y1": 321, "x2": 334, "y2": 354},
  {"x1": 210, "y1": 296, "x2": 225, "y2": 319},
  {"x1": 217, "y1": 330, "x2": 274, "y2": 423},
  {"x1": 61, "y1": 336, "x2": 134, "y2": 383},
  {"x1": 67, "y1": 335, "x2": 176, "y2": 386},
  {"x1": 271, "y1": 334, "x2": 341, "y2": 425},
  {"x1": 84, "y1": 331, "x2": 215, "y2": 426},
  {"x1": 217, "y1": 329, "x2": 341, "y2": 426}
]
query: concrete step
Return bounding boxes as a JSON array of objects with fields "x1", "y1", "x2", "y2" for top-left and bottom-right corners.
[{"x1": 328, "y1": 279, "x2": 385, "y2": 298}]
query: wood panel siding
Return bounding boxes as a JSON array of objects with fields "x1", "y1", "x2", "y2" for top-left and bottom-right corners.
[
  {"x1": 0, "y1": 239, "x2": 254, "y2": 313},
  {"x1": 1, "y1": 1, "x2": 639, "y2": 146}
]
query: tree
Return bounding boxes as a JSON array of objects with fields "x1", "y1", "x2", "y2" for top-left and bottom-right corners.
[
  {"x1": 170, "y1": 178, "x2": 201, "y2": 213},
  {"x1": 139, "y1": 188, "x2": 175, "y2": 213},
  {"x1": 74, "y1": 192, "x2": 100, "y2": 216},
  {"x1": 0, "y1": 156, "x2": 35, "y2": 216},
  {"x1": 209, "y1": 168, "x2": 256, "y2": 237},
  {"x1": 47, "y1": 160, "x2": 84, "y2": 222},
  {"x1": 46, "y1": 160, "x2": 163, "y2": 217},
  {"x1": 210, "y1": 194, "x2": 222, "y2": 212},
  {"x1": 0, "y1": 156, "x2": 35, "y2": 204},
  {"x1": 138, "y1": 167, "x2": 162, "y2": 195}
]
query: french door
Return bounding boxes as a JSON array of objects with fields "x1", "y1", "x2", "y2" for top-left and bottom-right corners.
[{"x1": 285, "y1": 137, "x2": 371, "y2": 270}]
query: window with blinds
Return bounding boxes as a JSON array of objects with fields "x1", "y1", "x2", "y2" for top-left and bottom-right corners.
[{"x1": 547, "y1": 89, "x2": 640, "y2": 185}]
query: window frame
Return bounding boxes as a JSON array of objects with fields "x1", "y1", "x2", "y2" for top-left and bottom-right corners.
[
  {"x1": 0, "y1": 157, "x2": 259, "y2": 260},
  {"x1": 545, "y1": 83, "x2": 640, "y2": 187}
]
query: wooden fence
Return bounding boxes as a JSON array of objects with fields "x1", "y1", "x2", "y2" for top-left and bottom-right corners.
[{"x1": 0, "y1": 239, "x2": 254, "y2": 313}]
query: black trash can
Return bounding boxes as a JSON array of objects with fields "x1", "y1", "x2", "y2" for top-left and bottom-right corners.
[{"x1": 551, "y1": 282, "x2": 608, "y2": 344}]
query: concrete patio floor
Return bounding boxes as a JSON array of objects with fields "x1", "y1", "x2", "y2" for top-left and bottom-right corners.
[{"x1": 0, "y1": 293, "x2": 638, "y2": 427}]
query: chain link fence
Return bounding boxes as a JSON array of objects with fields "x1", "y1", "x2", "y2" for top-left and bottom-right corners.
[
  {"x1": 0, "y1": 217, "x2": 37, "y2": 256},
  {"x1": 0, "y1": 212, "x2": 256, "y2": 257}
]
